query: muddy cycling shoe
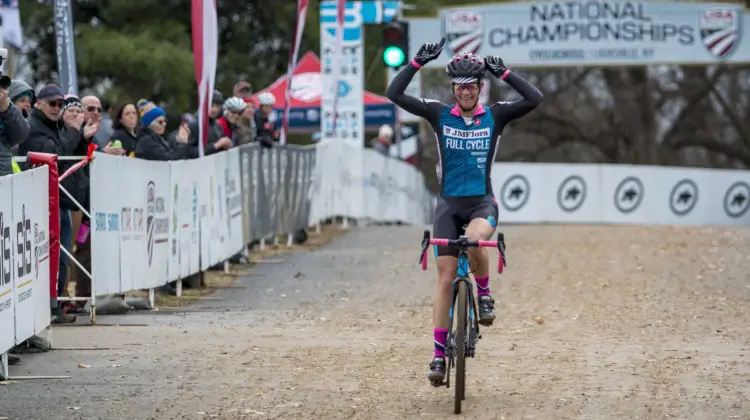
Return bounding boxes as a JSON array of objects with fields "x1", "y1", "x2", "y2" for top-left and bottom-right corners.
[
  {"x1": 427, "y1": 356, "x2": 446, "y2": 386},
  {"x1": 478, "y1": 295, "x2": 496, "y2": 326}
]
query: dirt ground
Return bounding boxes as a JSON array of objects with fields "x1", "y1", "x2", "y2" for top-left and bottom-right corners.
[{"x1": 2, "y1": 224, "x2": 750, "y2": 420}]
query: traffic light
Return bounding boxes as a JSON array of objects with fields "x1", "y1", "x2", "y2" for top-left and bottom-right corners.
[{"x1": 382, "y1": 21, "x2": 409, "y2": 68}]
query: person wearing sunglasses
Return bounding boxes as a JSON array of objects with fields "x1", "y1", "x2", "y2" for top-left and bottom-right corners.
[
  {"x1": 386, "y1": 38, "x2": 544, "y2": 386},
  {"x1": 16, "y1": 84, "x2": 99, "y2": 325},
  {"x1": 133, "y1": 99, "x2": 193, "y2": 161}
]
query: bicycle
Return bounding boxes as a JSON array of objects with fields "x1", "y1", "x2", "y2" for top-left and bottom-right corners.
[{"x1": 418, "y1": 229, "x2": 507, "y2": 414}]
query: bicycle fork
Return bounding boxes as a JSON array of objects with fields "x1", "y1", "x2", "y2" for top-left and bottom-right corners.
[{"x1": 443, "y1": 256, "x2": 482, "y2": 387}]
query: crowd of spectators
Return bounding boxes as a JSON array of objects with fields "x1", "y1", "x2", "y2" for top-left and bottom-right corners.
[{"x1": 0, "y1": 78, "x2": 282, "y2": 366}]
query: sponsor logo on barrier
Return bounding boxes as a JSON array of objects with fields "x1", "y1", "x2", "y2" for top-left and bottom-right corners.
[
  {"x1": 95, "y1": 212, "x2": 120, "y2": 232},
  {"x1": 723, "y1": 181, "x2": 750, "y2": 219},
  {"x1": 226, "y1": 168, "x2": 242, "y2": 220},
  {"x1": 499, "y1": 174, "x2": 530, "y2": 212},
  {"x1": 121, "y1": 207, "x2": 132, "y2": 234},
  {"x1": 15, "y1": 205, "x2": 32, "y2": 279},
  {"x1": 669, "y1": 179, "x2": 699, "y2": 216},
  {"x1": 614, "y1": 176, "x2": 644, "y2": 214},
  {"x1": 145, "y1": 181, "x2": 169, "y2": 265},
  {"x1": 172, "y1": 183, "x2": 178, "y2": 257},
  {"x1": 108, "y1": 213, "x2": 119, "y2": 231},
  {"x1": 147, "y1": 181, "x2": 156, "y2": 266},
  {"x1": 700, "y1": 8, "x2": 741, "y2": 59},
  {"x1": 557, "y1": 175, "x2": 586, "y2": 213},
  {"x1": 0, "y1": 211, "x2": 11, "y2": 288},
  {"x1": 443, "y1": 9, "x2": 485, "y2": 55},
  {"x1": 33, "y1": 223, "x2": 49, "y2": 282},
  {"x1": 0, "y1": 211, "x2": 10, "y2": 314}
]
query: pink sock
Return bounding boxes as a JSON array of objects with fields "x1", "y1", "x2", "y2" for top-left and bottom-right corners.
[
  {"x1": 433, "y1": 328, "x2": 448, "y2": 358},
  {"x1": 475, "y1": 275, "x2": 490, "y2": 296}
]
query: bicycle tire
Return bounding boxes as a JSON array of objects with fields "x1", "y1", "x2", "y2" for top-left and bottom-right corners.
[{"x1": 454, "y1": 279, "x2": 468, "y2": 414}]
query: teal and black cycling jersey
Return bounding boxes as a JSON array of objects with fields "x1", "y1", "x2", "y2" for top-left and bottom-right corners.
[{"x1": 386, "y1": 62, "x2": 543, "y2": 198}]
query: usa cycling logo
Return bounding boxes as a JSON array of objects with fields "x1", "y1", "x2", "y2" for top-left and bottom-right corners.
[
  {"x1": 146, "y1": 181, "x2": 156, "y2": 266},
  {"x1": 700, "y1": 8, "x2": 742, "y2": 59},
  {"x1": 442, "y1": 9, "x2": 485, "y2": 55}
]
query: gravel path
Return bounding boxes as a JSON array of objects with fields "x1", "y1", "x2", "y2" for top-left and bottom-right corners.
[{"x1": 2, "y1": 224, "x2": 750, "y2": 420}]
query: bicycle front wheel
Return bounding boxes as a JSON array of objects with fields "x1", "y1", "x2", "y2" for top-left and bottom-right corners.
[{"x1": 454, "y1": 279, "x2": 468, "y2": 414}]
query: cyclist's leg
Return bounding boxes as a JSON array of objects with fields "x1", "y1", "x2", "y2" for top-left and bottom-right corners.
[
  {"x1": 428, "y1": 198, "x2": 461, "y2": 384},
  {"x1": 464, "y1": 195, "x2": 499, "y2": 325}
]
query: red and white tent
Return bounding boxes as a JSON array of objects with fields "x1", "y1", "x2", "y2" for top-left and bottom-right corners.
[{"x1": 250, "y1": 51, "x2": 397, "y2": 133}]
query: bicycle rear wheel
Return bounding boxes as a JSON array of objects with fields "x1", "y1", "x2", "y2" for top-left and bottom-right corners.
[{"x1": 454, "y1": 279, "x2": 468, "y2": 414}]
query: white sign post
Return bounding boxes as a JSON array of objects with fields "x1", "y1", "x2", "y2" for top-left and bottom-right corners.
[{"x1": 319, "y1": 1, "x2": 401, "y2": 148}]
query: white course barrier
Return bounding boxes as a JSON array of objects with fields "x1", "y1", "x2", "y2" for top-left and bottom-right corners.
[
  {"x1": 309, "y1": 140, "x2": 433, "y2": 225},
  {"x1": 88, "y1": 141, "x2": 433, "y2": 298},
  {"x1": 90, "y1": 148, "x2": 245, "y2": 296},
  {"x1": 1, "y1": 166, "x2": 52, "y2": 376},
  {"x1": 491, "y1": 163, "x2": 750, "y2": 226}
]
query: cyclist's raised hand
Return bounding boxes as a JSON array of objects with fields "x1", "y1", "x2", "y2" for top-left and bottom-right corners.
[
  {"x1": 484, "y1": 55, "x2": 509, "y2": 78},
  {"x1": 413, "y1": 38, "x2": 445, "y2": 66}
]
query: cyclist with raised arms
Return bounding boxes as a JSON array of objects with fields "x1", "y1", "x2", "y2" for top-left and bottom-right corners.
[{"x1": 386, "y1": 38, "x2": 543, "y2": 385}]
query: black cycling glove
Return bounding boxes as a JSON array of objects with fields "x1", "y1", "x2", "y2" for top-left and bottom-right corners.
[
  {"x1": 413, "y1": 38, "x2": 445, "y2": 66},
  {"x1": 484, "y1": 55, "x2": 509, "y2": 78}
]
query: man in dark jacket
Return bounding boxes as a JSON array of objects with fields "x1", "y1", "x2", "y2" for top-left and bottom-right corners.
[
  {"x1": 17, "y1": 84, "x2": 99, "y2": 324},
  {"x1": 0, "y1": 80, "x2": 30, "y2": 177}
]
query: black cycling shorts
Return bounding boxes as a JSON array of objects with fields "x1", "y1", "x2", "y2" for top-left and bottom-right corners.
[{"x1": 433, "y1": 195, "x2": 499, "y2": 257}]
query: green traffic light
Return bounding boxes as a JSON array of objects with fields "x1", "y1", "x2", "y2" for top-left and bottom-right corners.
[{"x1": 383, "y1": 46, "x2": 406, "y2": 67}]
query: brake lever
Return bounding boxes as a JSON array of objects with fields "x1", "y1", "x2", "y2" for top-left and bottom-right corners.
[
  {"x1": 420, "y1": 230, "x2": 431, "y2": 264},
  {"x1": 497, "y1": 232, "x2": 507, "y2": 268}
]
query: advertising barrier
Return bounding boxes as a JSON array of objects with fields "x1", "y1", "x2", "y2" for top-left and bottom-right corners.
[
  {"x1": 88, "y1": 142, "x2": 432, "y2": 297},
  {"x1": 491, "y1": 163, "x2": 750, "y2": 226},
  {"x1": 0, "y1": 166, "x2": 52, "y2": 360},
  {"x1": 309, "y1": 140, "x2": 434, "y2": 225}
]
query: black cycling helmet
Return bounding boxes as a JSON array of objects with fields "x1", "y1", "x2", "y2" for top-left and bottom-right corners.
[{"x1": 445, "y1": 53, "x2": 486, "y2": 84}]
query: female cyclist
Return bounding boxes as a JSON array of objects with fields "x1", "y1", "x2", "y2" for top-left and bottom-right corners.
[{"x1": 386, "y1": 38, "x2": 544, "y2": 385}]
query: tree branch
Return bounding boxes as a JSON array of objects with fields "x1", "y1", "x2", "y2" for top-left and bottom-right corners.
[
  {"x1": 541, "y1": 68, "x2": 593, "y2": 103},
  {"x1": 661, "y1": 66, "x2": 726, "y2": 147},
  {"x1": 707, "y1": 84, "x2": 750, "y2": 147}
]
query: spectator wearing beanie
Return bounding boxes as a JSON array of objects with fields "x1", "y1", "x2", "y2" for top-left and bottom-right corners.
[
  {"x1": 134, "y1": 99, "x2": 194, "y2": 161},
  {"x1": 8, "y1": 80, "x2": 35, "y2": 118}
]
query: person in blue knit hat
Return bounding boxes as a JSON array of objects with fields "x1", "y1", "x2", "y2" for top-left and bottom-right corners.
[
  {"x1": 137, "y1": 99, "x2": 165, "y2": 128},
  {"x1": 133, "y1": 99, "x2": 193, "y2": 160}
]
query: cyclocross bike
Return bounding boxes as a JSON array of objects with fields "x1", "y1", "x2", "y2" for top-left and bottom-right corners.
[{"x1": 419, "y1": 229, "x2": 507, "y2": 415}]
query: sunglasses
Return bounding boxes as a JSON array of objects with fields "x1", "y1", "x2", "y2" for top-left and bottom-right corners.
[
  {"x1": 155, "y1": 119, "x2": 167, "y2": 125},
  {"x1": 86, "y1": 106, "x2": 102, "y2": 113},
  {"x1": 47, "y1": 100, "x2": 64, "y2": 108},
  {"x1": 453, "y1": 84, "x2": 479, "y2": 91}
]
